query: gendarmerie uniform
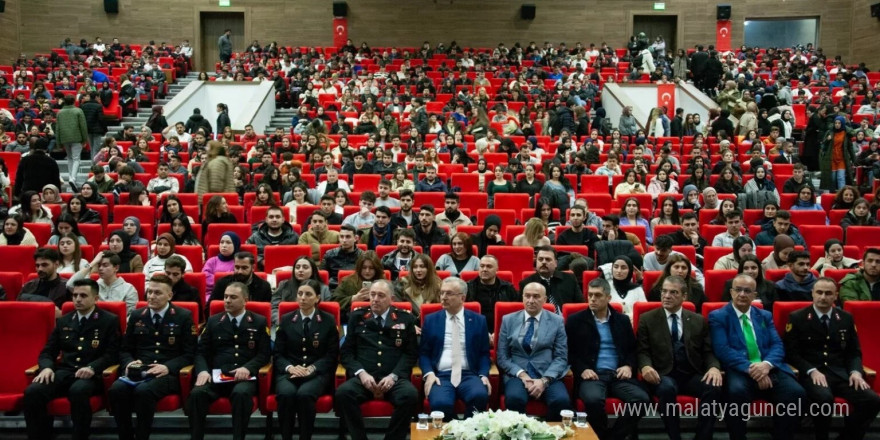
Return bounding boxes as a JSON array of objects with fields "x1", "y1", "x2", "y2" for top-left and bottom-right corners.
[
  {"x1": 108, "y1": 303, "x2": 197, "y2": 440},
  {"x1": 23, "y1": 307, "x2": 120, "y2": 440},
  {"x1": 274, "y1": 308, "x2": 339, "y2": 440},
  {"x1": 784, "y1": 305, "x2": 880, "y2": 440},
  {"x1": 187, "y1": 309, "x2": 270, "y2": 440},
  {"x1": 336, "y1": 306, "x2": 418, "y2": 440}
]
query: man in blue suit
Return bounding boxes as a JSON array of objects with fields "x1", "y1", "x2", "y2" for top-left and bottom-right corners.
[
  {"x1": 418, "y1": 277, "x2": 491, "y2": 419},
  {"x1": 709, "y1": 274, "x2": 806, "y2": 440},
  {"x1": 497, "y1": 282, "x2": 572, "y2": 421}
]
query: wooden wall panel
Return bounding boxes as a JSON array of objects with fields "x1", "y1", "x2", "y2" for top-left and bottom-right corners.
[
  {"x1": 1, "y1": 0, "x2": 875, "y2": 69},
  {"x1": 0, "y1": 0, "x2": 21, "y2": 65},
  {"x1": 851, "y1": 0, "x2": 880, "y2": 68}
]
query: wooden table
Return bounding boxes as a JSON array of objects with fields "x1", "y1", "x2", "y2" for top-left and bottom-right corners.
[{"x1": 411, "y1": 422, "x2": 598, "y2": 440}]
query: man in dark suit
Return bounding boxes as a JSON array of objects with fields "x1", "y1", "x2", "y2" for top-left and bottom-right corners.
[
  {"x1": 497, "y1": 282, "x2": 572, "y2": 420},
  {"x1": 784, "y1": 277, "x2": 880, "y2": 440},
  {"x1": 108, "y1": 274, "x2": 197, "y2": 440},
  {"x1": 566, "y1": 277, "x2": 649, "y2": 440},
  {"x1": 419, "y1": 277, "x2": 491, "y2": 419},
  {"x1": 274, "y1": 279, "x2": 340, "y2": 440},
  {"x1": 24, "y1": 278, "x2": 120, "y2": 440},
  {"x1": 709, "y1": 274, "x2": 806, "y2": 440},
  {"x1": 187, "y1": 281, "x2": 271, "y2": 440},
  {"x1": 336, "y1": 279, "x2": 419, "y2": 440},
  {"x1": 519, "y1": 246, "x2": 583, "y2": 313},
  {"x1": 637, "y1": 276, "x2": 722, "y2": 440}
]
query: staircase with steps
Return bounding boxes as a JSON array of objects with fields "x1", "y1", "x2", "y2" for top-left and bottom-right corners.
[
  {"x1": 56, "y1": 72, "x2": 201, "y2": 189},
  {"x1": 264, "y1": 108, "x2": 297, "y2": 134}
]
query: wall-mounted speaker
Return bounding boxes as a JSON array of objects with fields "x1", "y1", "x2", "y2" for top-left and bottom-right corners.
[
  {"x1": 0, "y1": 1, "x2": 6, "y2": 13},
  {"x1": 872, "y1": 3, "x2": 880, "y2": 18},
  {"x1": 333, "y1": 1, "x2": 348, "y2": 17},
  {"x1": 716, "y1": 4, "x2": 731, "y2": 20},
  {"x1": 521, "y1": 4, "x2": 536, "y2": 20},
  {"x1": 104, "y1": 0, "x2": 118, "y2": 14}
]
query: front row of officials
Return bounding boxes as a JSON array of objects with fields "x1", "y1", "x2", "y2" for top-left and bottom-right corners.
[{"x1": 21, "y1": 271, "x2": 880, "y2": 440}]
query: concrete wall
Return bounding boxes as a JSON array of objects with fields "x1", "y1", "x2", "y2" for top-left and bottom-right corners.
[{"x1": 164, "y1": 80, "x2": 275, "y2": 133}]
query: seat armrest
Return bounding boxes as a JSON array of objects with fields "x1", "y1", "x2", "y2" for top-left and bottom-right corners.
[
  {"x1": 788, "y1": 364, "x2": 799, "y2": 377},
  {"x1": 25, "y1": 364, "x2": 40, "y2": 377},
  {"x1": 178, "y1": 365, "x2": 195, "y2": 415},
  {"x1": 103, "y1": 364, "x2": 120, "y2": 378},
  {"x1": 257, "y1": 363, "x2": 273, "y2": 402},
  {"x1": 864, "y1": 366, "x2": 876, "y2": 386},
  {"x1": 335, "y1": 365, "x2": 347, "y2": 388}
]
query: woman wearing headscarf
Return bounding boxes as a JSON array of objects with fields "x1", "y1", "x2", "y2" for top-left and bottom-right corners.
[
  {"x1": 679, "y1": 184, "x2": 702, "y2": 211},
  {"x1": 104, "y1": 230, "x2": 144, "y2": 273},
  {"x1": 202, "y1": 231, "x2": 241, "y2": 295},
  {"x1": 0, "y1": 214, "x2": 37, "y2": 245},
  {"x1": 599, "y1": 255, "x2": 646, "y2": 318},
  {"x1": 122, "y1": 216, "x2": 150, "y2": 246},
  {"x1": 142, "y1": 232, "x2": 194, "y2": 278},
  {"x1": 471, "y1": 214, "x2": 505, "y2": 257},
  {"x1": 762, "y1": 234, "x2": 795, "y2": 270},
  {"x1": 714, "y1": 235, "x2": 754, "y2": 270},
  {"x1": 819, "y1": 115, "x2": 855, "y2": 192},
  {"x1": 79, "y1": 181, "x2": 110, "y2": 205},
  {"x1": 742, "y1": 166, "x2": 780, "y2": 204}
]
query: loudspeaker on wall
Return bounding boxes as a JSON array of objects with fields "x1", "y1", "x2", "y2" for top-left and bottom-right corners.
[
  {"x1": 104, "y1": 0, "x2": 118, "y2": 14},
  {"x1": 871, "y1": 2, "x2": 880, "y2": 18},
  {"x1": 716, "y1": 4, "x2": 731, "y2": 20},
  {"x1": 0, "y1": 1, "x2": 6, "y2": 13},
  {"x1": 521, "y1": 4, "x2": 535, "y2": 20},
  {"x1": 333, "y1": 1, "x2": 348, "y2": 17}
]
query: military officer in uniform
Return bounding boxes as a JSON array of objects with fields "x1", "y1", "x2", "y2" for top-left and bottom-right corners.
[
  {"x1": 108, "y1": 274, "x2": 197, "y2": 440},
  {"x1": 23, "y1": 278, "x2": 121, "y2": 440},
  {"x1": 274, "y1": 279, "x2": 339, "y2": 440},
  {"x1": 335, "y1": 279, "x2": 419, "y2": 440},
  {"x1": 187, "y1": 281, "x2": 270, "y2": 440},
  {"x1": 784, "y1": 277, "x2": 880, "y2": 440}
]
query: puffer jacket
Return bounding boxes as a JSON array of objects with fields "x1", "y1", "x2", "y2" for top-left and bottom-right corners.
[{"x1": 195, "y1": 155, "x2": 235, "y2": 196}]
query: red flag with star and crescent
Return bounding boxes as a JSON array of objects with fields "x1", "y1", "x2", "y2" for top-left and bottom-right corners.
[
  {"x1": 716, "y1": 20, "x2": 731, "y2": 52},
  {"x1": 333, "y1": 18, "x2": 347, "y2": 48},
  {"x1": 657, "y1": 83, "x2": 675, "y2": 118}
]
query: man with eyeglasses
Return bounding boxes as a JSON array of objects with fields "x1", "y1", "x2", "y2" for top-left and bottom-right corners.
[
  {"x1": 709, "y1": 274, "x2": 806, "y2": 440},
  {"x1": 637, "y1": 276, "x2": 722, "y2": 440},
  {"x1": 418, "y1": 277, "x2": 491, "y2": 420},
  {"x1": 497, "y1": 282, "x2": 571, "y2": 420}
]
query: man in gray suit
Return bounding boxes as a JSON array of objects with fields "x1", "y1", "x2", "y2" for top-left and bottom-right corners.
[
  {"x1": 637, "y1": 276, "x2": 722, "y2": 440},
  {"x1": 496, "y1": 282, "x2": 572, "y2": 421}
]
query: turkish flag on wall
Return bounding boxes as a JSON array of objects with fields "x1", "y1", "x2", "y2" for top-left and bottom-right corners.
[
  {"x1": 333, "y1": 17, "x2": 348, "y2": 48},
  {"x1": 716, "y1": 20, "x2": 732, "y2": 52},
  {"x1": 657, "y1": 84, "x2": 675, "y2": 118}
]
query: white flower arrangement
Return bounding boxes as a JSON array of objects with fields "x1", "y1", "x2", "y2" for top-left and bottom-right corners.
[{"x1": 436, "y1": 410, "x2": 573, "y2": 440}]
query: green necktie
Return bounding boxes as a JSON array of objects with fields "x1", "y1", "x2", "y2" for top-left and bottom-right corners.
[{"x1": 740, "y1": 314, "x2": 762, "y2": 363}]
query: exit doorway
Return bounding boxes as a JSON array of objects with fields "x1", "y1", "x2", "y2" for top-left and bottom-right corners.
[
  {"x1": 199, "y1": 11, "x2": 245, "y2": 72},
  {"x1": 633, "y1": 15, "x2": 678, "y2": 55}
]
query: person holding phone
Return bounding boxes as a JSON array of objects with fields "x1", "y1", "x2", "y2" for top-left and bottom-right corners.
[{"x1": 332, "y1": 251, "x2": 386, "y2": 322}]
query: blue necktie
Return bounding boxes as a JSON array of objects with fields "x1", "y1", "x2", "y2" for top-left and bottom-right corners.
[
  {"x1": 670, "y1": 313, "x2": 679, "y2": 342},
  {"x1": 522, "y1": 317, "x2": 535, "y2": 355}
]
